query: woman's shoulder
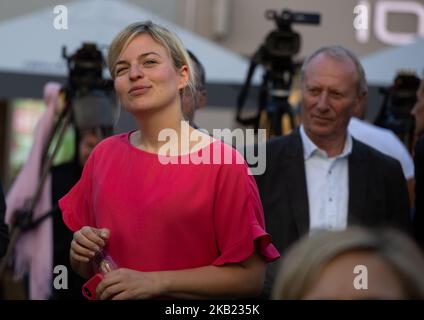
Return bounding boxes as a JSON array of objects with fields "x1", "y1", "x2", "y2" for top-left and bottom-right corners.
[
  {"x1": 91, "y1": 131, "x2": 131, "y2": 155},
  {"x1": 205, "y1": 138, "x2": 253, "y2": 179},
  {"x1": 213, "y1": 138, "x2": 247, "y2": 165}
]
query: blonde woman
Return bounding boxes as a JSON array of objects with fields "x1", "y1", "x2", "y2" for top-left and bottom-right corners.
[
  {"x1": 272, "y1": 227, "x2": 424, "y2": 299},
  {"x1": 59, "y1": 21, "x2": 279, "y2": 300}
]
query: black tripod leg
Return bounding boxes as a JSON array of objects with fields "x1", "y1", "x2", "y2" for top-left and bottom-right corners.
[{"x1": 0, "y1": 105, "x2": 73, "y2": 280}]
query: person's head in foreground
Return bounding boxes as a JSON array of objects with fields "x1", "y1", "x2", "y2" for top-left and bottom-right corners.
[{"x1": 272, "y1": 227, "x2": 424, "y2": 300}]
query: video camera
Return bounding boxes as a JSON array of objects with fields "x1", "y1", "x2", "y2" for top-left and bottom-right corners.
[
  {"x1": 375, "y1": 71, "x2": 420, "y2": 149},
  {"x1": 62, "y1": 43, "x2": 117, "y2": 134},
  {"x1": 236, "y1": 9, "x2": 320, "y2": 137},
  {"x1": 63, "y1": 43, "x2": 108, "y2": 94},
  {"x1": 263, "y1": 9, "x2": 320, "y2": 62}
]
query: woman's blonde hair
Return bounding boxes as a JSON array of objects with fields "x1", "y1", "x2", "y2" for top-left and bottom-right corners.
[
  {"x1": 272, "y1": 227, "x2": 424, "y2": 299},
  {"x1": 107, "y1": 21, "x2": 196, "y2": 98}
]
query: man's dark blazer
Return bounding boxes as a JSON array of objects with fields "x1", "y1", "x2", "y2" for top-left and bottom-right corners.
[{"x1": 254, "y1": 128, "x2": 411, "y2": 298}]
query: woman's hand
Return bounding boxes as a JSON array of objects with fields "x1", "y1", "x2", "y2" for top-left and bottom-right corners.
[
  {"x1": 70, "y1": 226, "x2": 110, "y2": 278},
  {"x1": 95, "y1": 252, "x2": 266, "y2": 300},
  {"x1": 96, "y1": 268, "x2": 165, "y2": 300}
]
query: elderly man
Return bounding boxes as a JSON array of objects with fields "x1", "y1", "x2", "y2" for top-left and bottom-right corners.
[
  {"x1": 255, "y1": 45, "x2": 411, "y2": 298},
  {"x1": 412, "y1": 78, "x2": 424, "y2": 249}
]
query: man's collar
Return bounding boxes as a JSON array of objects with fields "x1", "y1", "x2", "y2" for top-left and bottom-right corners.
[
  {"x1": 300, "y1": 125, "x2": 352, "y2": 159},
  {"x1": 300, "y1": 125, "x2": 318, "y2": 159}
]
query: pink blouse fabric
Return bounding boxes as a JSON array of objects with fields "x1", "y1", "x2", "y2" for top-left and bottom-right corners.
[{"x1": 59, "y1": 132, "x2": 279, "y2": 272}]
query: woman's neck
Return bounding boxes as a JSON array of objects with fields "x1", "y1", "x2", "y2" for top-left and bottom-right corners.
[{"x1": 131, "y1": 102, "x2": 192, "y2": 154}]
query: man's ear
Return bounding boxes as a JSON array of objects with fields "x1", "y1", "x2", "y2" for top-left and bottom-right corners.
[
  {"x1": 353, "y1": 91, "x2": 368, "y2": 119},
  {"x1": 178, "y1": 65, "x2": 189, "y2": 90}
]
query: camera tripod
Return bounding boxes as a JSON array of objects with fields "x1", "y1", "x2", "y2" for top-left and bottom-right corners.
[
  {"x1": 236, "y1": 9, "x2": 320, "y2": 138},
  {"x1": 0, "y1": 90, "x2": 73, "y2": 280}
]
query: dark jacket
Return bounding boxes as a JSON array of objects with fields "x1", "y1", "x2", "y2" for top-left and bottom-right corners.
[{"x1": 50, "y1": 161, "x2": 85, "y2": 300}]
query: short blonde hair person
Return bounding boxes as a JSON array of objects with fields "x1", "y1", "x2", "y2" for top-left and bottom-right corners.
[
  {"x1": 107, "y1": 21, "x2": 196, "y2": 99},
  {"x1": 272, "y1": 227, "x2": 424, "y2": 299}
]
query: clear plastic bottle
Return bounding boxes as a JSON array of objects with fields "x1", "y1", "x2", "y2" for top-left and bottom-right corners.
[
  {"x1": 92, "y1": 250, "x2": 117, "y2": 274},
  {"x1": 82, "y1": 250, "x2": 117, "y2": 300}
]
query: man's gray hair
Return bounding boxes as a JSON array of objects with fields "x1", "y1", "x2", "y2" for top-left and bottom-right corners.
[{"x1": 300, "y1": 45, "x2": 368, "y2": 95}]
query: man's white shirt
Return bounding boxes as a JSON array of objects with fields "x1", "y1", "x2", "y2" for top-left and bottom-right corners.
[{"x1": 300, "y1": 125, "x2": 352, "y2": 233}]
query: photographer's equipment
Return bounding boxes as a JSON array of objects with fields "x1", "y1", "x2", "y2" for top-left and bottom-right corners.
[
  {"x1": 0, "y1": 43, "x2": 116, "y2": 280},
  {"x1": 63, "y1": 43, "x2": 117, "y2": 136},
  {"x1": 236, "y1": 9, "x2": 320, "y2": 138},
  {"x1": 375, "y1": 71, "x2": 420, "y2": 151}
]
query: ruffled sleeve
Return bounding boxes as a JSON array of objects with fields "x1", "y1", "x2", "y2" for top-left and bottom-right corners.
[
  {"x1": 212, "y1": 160, "x2": 280, "y2": 266},
  {"x1": 59, "y1": 151, "x2": 96, "y2": 232}
]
